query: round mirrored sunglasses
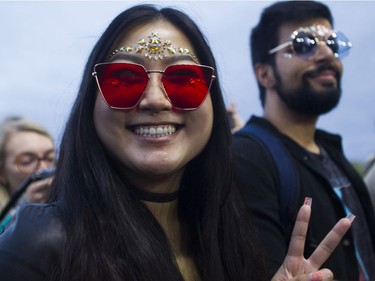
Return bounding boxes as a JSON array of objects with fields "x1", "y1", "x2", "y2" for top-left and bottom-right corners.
[{"x1": 268, "y1": 29, "x2": 352, "y2": 60}]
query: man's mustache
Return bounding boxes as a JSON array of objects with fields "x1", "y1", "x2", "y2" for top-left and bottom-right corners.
[{"x1": 304, "y1": 63, "x2": 341, "y2": 80}]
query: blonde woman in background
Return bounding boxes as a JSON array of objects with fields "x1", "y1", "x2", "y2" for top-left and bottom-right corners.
[{"x1": 0, "y1": 117, "x2": 55, "y2": 230}]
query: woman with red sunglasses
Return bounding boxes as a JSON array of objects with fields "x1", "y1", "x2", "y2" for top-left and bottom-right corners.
[{"x1": 0, "y1": 4, "x2": 352, "y2": 281}]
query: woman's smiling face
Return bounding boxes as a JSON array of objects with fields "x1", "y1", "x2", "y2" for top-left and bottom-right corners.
[{"x1": 93, "y1": 20, "x2": 213, "y2": 191}]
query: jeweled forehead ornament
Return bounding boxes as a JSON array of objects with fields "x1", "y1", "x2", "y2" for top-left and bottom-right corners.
[{"x1": 110, "y1": 32, "x2": 199, "y2": 63}]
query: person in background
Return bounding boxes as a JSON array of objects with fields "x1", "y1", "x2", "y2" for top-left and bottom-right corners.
[
  {"x1": 0, "y1": 4, "x2": 353, "y2": 281},
  {"x1": 232, "y1": 1, "x2": 375, "y2": 280},
  {"x1": 0, "y1": 117, "x2": 55, "y2": 230},
  {"x1": 226, "y1": 102, "x2": 244, "y2": 133},
  {"x1": 364, "y1": 154, "x2": 375, "y2": 215}
]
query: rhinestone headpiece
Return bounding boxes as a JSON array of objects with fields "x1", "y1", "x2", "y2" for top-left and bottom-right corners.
[{"x1": 110, "y1": 32, "x2": 198, "y2": 63}]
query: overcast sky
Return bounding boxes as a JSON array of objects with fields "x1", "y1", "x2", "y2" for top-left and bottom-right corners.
[{"x1": 1, "y1": 1, "x2": 374, "y2": 161}]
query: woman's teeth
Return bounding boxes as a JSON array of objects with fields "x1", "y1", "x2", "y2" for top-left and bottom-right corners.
[{"x1": 134, "y1": 125, "x2": 176, "y2": 137}]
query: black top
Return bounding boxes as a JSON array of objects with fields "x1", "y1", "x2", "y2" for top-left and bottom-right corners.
[
  {"x1": 0, "y1": 186, "x2": 182, "y2": 281},
  {"x1": 0, "y1": 204, "x2": 65, "y2": 281},
  {"x1": 232, "y1": 116, "x2": 375, "y2": 281}
]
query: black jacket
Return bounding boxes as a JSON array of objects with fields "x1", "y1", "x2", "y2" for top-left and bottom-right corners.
[
  {"x1": 232, "y1": 116, "x2": 375, "y2": 280},
  {"x1": 0, "y1": 204, "x2": 64, "y2": 281}
]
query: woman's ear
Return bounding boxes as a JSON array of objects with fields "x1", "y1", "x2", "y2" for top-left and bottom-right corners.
[{"x1": 254, "y1": 63, "x2": 276, "y2": 89}]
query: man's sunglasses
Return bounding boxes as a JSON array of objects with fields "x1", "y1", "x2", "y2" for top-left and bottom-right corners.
[
  {"x1": 268, "y1": 28, "x2": 352, "y2": 60},
  {"x1": 92, "y1": 63, "x2": 215, "y2": 111}
]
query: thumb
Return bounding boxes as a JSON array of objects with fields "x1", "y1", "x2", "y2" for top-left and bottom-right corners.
[
  {"x1": 288, "y1": 269, "x2": 333, "y2": 281},
  {"x1": 307, "y1": 269, "x2": 333, "y2": 281}
]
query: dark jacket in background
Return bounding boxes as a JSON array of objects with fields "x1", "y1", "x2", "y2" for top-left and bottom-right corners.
[
  {"x1": 232, "y1": 116, "x2": 375, "y2": 280},
  {"x1": 0, "y1": 204, "x2": 64, "y2": 281}
]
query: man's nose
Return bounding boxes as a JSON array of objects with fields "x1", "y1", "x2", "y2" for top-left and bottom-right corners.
[{"x1": 314, "y1": 40, "x2": 336, "y2": 61}]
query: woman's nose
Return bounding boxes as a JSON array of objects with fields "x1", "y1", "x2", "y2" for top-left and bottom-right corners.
[
  {"x1": 138, "y1": 74, "x2": 172, "y2": 114},
  {"x1": 37, "y1": 161, "x2": 50, "y2": 170},
  {"x1": 35, "y1": 157, "x2": 54, "y2": 172}
]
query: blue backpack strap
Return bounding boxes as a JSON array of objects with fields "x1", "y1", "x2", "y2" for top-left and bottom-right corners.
[{"x1": 235, "y1": 124, "x2": 298, "y2": 226}]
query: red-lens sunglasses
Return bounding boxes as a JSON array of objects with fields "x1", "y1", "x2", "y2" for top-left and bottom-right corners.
[{"x1": 92, "y1": 62, "x2": 215, "y2": 111}]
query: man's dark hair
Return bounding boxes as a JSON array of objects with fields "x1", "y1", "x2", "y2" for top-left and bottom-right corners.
[{"x1": 250, "y1": 1, "x2": 333, "y2": 106}]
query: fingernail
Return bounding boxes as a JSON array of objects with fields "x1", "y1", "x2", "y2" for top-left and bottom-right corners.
[
  {"x1": 346, "y1": 213, "x2": 356, "y2": 222},
  {"x1": 308, "y1": 270, "x2": 332, "y2": 281},
  {"x1": 304, "y1": 197, "x2": 312, "y2": 206}
]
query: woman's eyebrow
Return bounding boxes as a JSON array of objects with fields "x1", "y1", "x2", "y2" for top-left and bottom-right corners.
[
  {"x1": 16, "y1": 148, "x2": 55, "y2": 156},
  {"x1": 108, "y1": 53, "x2": 143, "y2": 64},
  {"x1": 163, "y1": 55, "x2": 197, "y2": 64},
  {"x1": 109, "y1": 53, "x2": 197, "y2": 65}
]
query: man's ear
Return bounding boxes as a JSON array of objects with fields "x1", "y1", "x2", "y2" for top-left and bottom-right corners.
[{"x1": 254, "y1": 63, "x2": 276, "y2": 89}]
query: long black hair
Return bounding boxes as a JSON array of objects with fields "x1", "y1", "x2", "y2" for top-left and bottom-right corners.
[{"x1": 50, "y1": 4, "x2": 265, "y2": 281}]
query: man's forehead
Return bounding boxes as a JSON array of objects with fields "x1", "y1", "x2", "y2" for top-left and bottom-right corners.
[{"x1": 278, "y1": 19, "x2": 332, "y2": 39}]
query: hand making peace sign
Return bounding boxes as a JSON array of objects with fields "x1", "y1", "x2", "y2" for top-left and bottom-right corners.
[{"x1": 272, "y1": 198, "x2": 354, "y2": 281}]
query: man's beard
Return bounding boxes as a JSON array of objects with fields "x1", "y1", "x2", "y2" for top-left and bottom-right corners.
[{"x1": 273, "y1": 64, "x2": 342, "y2": 116}]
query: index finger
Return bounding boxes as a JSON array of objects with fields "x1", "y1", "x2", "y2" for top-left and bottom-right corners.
[
  {"x1": 287, "y1": 198, "x2": 312, "y2": 258},
  {"x1": 308, "y1": 214, "x2": 354, "y2": 269}
]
